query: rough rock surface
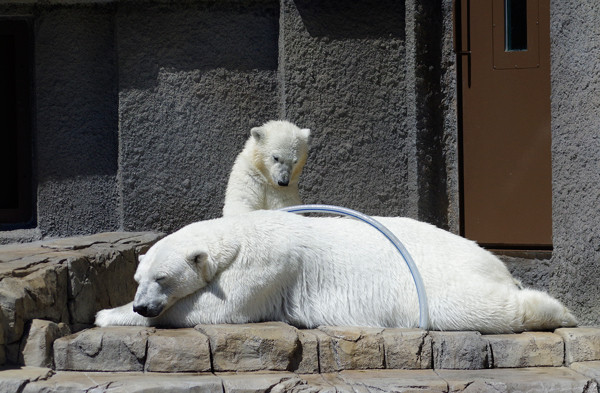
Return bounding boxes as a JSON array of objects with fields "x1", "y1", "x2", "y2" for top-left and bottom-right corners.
[
  {"x1": 54, "y1": 326, "x2": 155, "y2": 372},
  {"x1": 431, "y1": 331, "x2": 489, "y2": 370},
  {"x1": 0, "y1": 232, "x2": 162, "y2": 366},
  {"x1": 556, "y1": 327, "x2": 600, "y2": 365},
  {"x1": 486, "y1": 332, "x2": 564, "y2": 368},
  {"x1": 382, "y1": 328, "x2": 432, "y2": 369},
  {"x1": 196, "y1": 322, "x2": 301, "y2": 372},
  {"x1": 0, "y1": 367, "x2": 54, "y2": 393},
  {"x1": 437, "y1": 367, "x2": 598, "y2": 392},
  {"x1": 145, "y1": 328, "x2": 211, "y2": 373},
  {"x1": 6, "y1": 366, "x2": 600, "y2": 393},
  {"x1": 315, "y1": 326, "x2": 385, "y2": 372},
  {"x1": 21, "y1": 319, "x2": 71, "y2": 368}
]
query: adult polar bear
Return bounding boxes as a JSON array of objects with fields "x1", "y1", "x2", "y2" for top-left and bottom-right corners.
[
  {"x1": 95, "y1": 211, "x2": 576, "y2": 333},
  {"x1": 223, "y1": 121, "x2": 310, "y2": 216}
]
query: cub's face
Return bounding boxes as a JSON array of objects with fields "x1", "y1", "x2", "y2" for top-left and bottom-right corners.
[
  {"x1": 251, "y1": 121, "x2": 310, "y2": 187},
  {"x1": 265, "y1": 143, "x2": 305, "y2": 187},
  {"x1": 132, "y1": 242, "x2": 211, "y2": 318}
]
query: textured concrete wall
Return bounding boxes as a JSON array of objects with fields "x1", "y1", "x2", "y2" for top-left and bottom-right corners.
[
  {"x1": 504, "y1": 0, "x2": 600, "y2": 325},
  {"x1": 35, "y1": 6, "x2": 119, "y2": 237},
  {"x1": 0, "y1": 0, "x2": 456, "y2": 235},
  {"x1": 547, "y1": 0, "x2": 600, "y2": 324},
  {"x1": 412, "y1": 0, "x2": 459, "y2": 231},
  {"x1": 117, "y1": 2, "x2": 279, "y2": 232},
  {"x1": 281, "y1": 0, "x2": 417, "y2": 218}
]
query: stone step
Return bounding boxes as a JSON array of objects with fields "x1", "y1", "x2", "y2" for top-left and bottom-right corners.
[
  {"x1": 49, "y1": 323, "x2": 600, "y2": 374},
  {"x1": 0, "y1": 231, "x2": 163, "y2": 365},
  {"x1": 1, "y1": 365, "x2": 600, "y2": 392}
]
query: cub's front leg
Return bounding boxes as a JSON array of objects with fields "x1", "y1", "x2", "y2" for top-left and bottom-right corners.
[{"x1": 95, "y1": 302, "x2": 152, "y2": 327}]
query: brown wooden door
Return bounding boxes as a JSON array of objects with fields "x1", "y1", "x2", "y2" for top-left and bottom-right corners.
[{"x1": 458, "y1": 0, "x2": 552, "y2": 248}]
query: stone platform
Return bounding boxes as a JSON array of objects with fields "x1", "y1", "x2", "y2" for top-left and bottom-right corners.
[
  {"x1": 1, "y1": 366, "x2": 600, "y2": 392},
  {"x1": 1, "y1": 233, "x2": 600, "y2": 392},
  {"x1": 0, "y1": 231, "x2": 164, "y2": 365},
  {"x1": 0, "y1": 323, "x2": 598, "y2": 392}
]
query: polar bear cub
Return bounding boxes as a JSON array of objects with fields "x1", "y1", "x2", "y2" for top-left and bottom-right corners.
[
  {"x1": 223, "y1": 120, "x2": 310, "y2": 216},
  {"x1": 95, "y1": 210, "x2": 577, "y2": 333}
]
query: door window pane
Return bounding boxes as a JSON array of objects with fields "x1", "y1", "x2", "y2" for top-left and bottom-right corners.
[{"x1": 505, "y1": 0, "x2": 527, "y2": 51}]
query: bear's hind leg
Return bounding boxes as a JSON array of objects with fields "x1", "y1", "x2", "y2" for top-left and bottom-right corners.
[{"x1": 515, "y1": 289, "x2": 577, "y2": 331}]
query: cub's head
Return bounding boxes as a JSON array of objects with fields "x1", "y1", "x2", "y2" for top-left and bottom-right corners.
[
  {"x1": 131, "y1": 224, "x2": 238, "y2": 318},
  {"x1": 250, "y1": 120, "x2": 310, "y2": 187}
]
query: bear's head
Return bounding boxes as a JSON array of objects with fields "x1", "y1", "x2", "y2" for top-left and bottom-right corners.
[
  {"x1": 250, "y1": 120, "x2": 310, "y2": 187},
  {"x1": 131, "y1": 223, "x2": 239, "y2": 318}
]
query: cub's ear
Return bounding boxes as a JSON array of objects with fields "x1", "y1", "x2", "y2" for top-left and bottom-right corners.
[
  {"x1": 300, "y1": 128, "x2": 311, "y2": 141},
  {"x1": 251, "y1": 126, "x2": 265, "y2": 142}
]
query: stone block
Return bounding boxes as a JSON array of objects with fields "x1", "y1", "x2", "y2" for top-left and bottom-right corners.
[
  {"x1": 316, "y1": 326, "x2": 385, "y2": 373},
  {"x1": 0, "y1": 367, "x2": 54, "y2": 392},
  {"x1": 437, "y1": 367, "x2": 598, "y2": 392},
  {"x1": 23, "y1": 371, "x2": 224, "y2": 393},
  {"x1": 486, "y1": 332, "x2": 564, "y2": 368},
  {"x1": 0, "y1": 264, "x2": 69, "y2": 344},
  {"x1": 22, "y1": 319, "x2": 71, "y2": 368},
  {"x1": 338, "y1": 369, "x2": 448, "y2": 392},
  {"x1": 556, "y1": 327, "x2": 600, "y2": 364},
  {"x1": 220, "y1": 372, "x2": 300, "y2": 393},
  {"x1": 145, "y1": 328, "x2": 211, "y2": 372},
  {"x1": 431, "y1": 331, "x2": 489, "y2": 370},
  {"x1": 569, "y1": 361, "x2": 600, "y2": 383},
  {"x1": 296, "y1": 374, "x2": 346, "y2": 393},
  {"x1": 196, "y1": 322, "x2": 300, "y2": 372},
  {"x1": 382, "y1": 328, "x2": 432, "y2": 369},
  {"x1": 53, "y1": 327, "x2": 155, "y2": 371},
  {"x1": 67, "y1": 249, "x2": 138, "y2": 326},
  {"x1": 295, "y1": 329, "x2": 319, "y2": 373}
]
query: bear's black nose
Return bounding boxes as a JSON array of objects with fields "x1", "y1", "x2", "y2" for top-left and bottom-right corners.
[
  {"x1": 133, "y1": 304, "x2": 148, "y2": 316},
  {"x1": 278, "y1": 180, "x2": 289, "y2": 186}
]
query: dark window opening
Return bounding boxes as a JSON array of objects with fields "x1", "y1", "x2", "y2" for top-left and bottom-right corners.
[
  {"x1": 0, "y1": 19, "x2": 34, "y2": 228},
  {"x1": 505, "y1": 0, "x2": 527, "y2": 51}
]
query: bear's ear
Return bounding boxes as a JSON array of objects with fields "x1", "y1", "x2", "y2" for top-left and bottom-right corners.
[
  {"x1": 190, "y1": 251, "x2": 208, "y2": 266},
  {"x1": 251, "y1": 127, "x2": 265, "y2": 142},
  {"x1": 300, "y1": 128, "x2": 311, "y2": 141},
  {"x1": 188, "y1": 251, "x2": 216, "y2": 283}
]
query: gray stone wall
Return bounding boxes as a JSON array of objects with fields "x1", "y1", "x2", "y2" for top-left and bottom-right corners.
[
  {"x1": 281, "y1": 0, "x2": 416, "y2": 218},
  {"x1": 1, "y1": 0, "x2": 454, "y2": 239},
  {"x1": 116, "y1": 2, "x2": 280, "y2": 232},
  {"x1": 35, "y1": 7, "x2": 120, "y2": 236},
  {"x1": 504, "y1": 0, "x2": 600, "y2": 326},
  {"x1": 547, "y1": 0, "x2": 600, "y2": 324}
]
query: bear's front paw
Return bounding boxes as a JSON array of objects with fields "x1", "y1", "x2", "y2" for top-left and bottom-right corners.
[{"x1": 94, "y1": 309, "x2": 114, "y2": 327}]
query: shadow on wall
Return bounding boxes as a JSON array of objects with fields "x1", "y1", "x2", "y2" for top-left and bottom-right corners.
[
  {"x1": 36, "y1": 8, "x2": 118, "y2": 181},
  {"x1": 118, "y1": 2, "x2": 279, "y2": 90},
  {"x1": 294, "y1": 0, "x2": 405, "y2": 39}
]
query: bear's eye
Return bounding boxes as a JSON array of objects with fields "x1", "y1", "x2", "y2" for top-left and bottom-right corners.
[
  {"x1": 272, "y1": 155, "x2": 280, "y2": 163},
  {"x1": 155, "y1": 274, "x2": 167, "y2": 283}
]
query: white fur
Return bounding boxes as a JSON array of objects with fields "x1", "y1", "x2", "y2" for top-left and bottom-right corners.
[
  {"x1": 95, "y1": 211, "x2": 577, "y2": 333},
  {"x1": 223, "y1": 120, "x2": 310, "y2": 216}
]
